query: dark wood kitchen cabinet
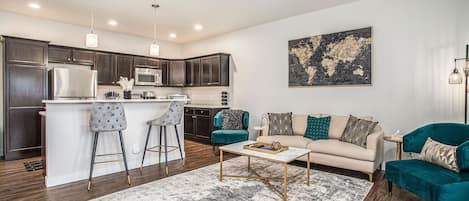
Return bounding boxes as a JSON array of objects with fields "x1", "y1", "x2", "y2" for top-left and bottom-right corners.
[
  {"x1": 133, "y1": 56, "x2": 159, "y2": 67},
  {"x1": 184, "y1": 107, "x2": 228, "y2": 144},
  {"x1": 185, "y1": 58, "x2": 201, "y2": 86},
  {"x1": 3, "y1": 36, "x2": 48, "y2": 160},
  {"x1": 114, "y1": 54, "x2": 133, "y2": 81},
  {"x1": 200, "y1": 54, "x2": 230, "y2": 86},
  {"x1": 160, "y1": 60, "x2": 170, "y2": 86},
  {"x1": 48, "y1": 45, "x2": 94, "y2": 65},
  {"x1": 94, "y1": 52, "x2": 114, "y2": 85},
  {"x1": 168, "y1": 60, "x2": 185, "y2": 87}
]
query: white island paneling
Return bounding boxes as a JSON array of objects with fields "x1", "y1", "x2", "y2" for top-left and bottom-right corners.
[{"x1": 44, "y1": 99, "x2": 186, "y2": 187}]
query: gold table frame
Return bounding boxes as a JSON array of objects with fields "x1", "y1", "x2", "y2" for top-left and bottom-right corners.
[{"x1": 219, "y1": 149, "x2": 311, "y2": 201}]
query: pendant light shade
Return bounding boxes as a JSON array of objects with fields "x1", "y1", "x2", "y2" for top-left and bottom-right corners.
[
  {"x1": 86, "y1": 13, "x2": 98, "y2": 48},
  {"x1": 149, "y1": 43, "x2": 160, "y2": 56},
  {"x1": 449, "y1": 68, "x2": 463, "y2": 84},
  {"x1": 86, "y1": 32, "x2": 98, "y2": 48},
  {"x1": 149, "y1": 3, "x2": 160, "y2": 56}
]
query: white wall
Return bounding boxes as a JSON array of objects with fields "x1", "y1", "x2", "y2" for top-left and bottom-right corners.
[
  {"x1": 0, "y1": 11, "x2": 183, "y2": 59},
  {"x1": 182, "y1": 0, "x2": 469, "y2": 161}
]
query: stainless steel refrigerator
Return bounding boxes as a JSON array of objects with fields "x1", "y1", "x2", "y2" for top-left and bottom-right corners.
[{"x1": 49, "y1": 65, "x2": 97, "y2": 99}]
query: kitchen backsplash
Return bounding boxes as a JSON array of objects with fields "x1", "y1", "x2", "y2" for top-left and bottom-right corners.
[
  {"x1": 97, "y1": 86, "x2": 182, "y2": 99},
  {"x1": 183, "y1": 87, "x2": 231, "y2": 106},
  {"x1": 97, "y1": 86, "x2": 231, "y2": 106}
]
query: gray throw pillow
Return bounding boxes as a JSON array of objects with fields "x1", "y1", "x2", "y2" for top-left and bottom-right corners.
[
  {"x1": 340, "y1": 115, "x2": 378, "y2": 148},
  {"x1": 268, "y1": 112, "x2": 293, "y2": 135},
  {"x1": 221, "y1": 110, "x2": 244, "y2": 130}
]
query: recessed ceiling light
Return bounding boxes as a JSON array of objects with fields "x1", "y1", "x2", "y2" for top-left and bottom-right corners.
[
  {"x1": 169, "y1": 33, "x2": 177, "y2": 38},
  {"x1": 108, "y1": 20, "x2": 118, "y2": 26},
  {"x1": 28, "y1": 2, "x2": 41, "y2": 9},
  {"x1": 194, "y1": 24, "x2": 203, "y2": 31}
]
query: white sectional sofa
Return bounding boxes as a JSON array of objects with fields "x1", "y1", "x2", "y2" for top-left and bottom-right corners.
[{"x1": 257, "y1": 114, "x2": 384, "y2": 181}]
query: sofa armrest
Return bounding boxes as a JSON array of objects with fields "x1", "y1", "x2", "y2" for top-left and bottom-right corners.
[
  {"x1": 367, "y1": 126, "x2": 384, "y2": 151},
  {"x1": 260, "y1": 113, "x2": 269, "y2": 136},
  {"x1": 367, "y1": 126, "x2": 384, "y2": 168}
]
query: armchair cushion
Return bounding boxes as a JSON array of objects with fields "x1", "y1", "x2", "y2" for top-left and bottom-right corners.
[
  {"x1": 211, "y1": 130, "x2": 249, "y2": 144},
  {"x1": 214, "y1": 111, "x2": 249, "y2": 130},
  {"x1": 457, "y1": 140, "x2": 469, "y2": 170},
  {"x1": 386, "y1": 159, "x2": 469, "y2": 201}
]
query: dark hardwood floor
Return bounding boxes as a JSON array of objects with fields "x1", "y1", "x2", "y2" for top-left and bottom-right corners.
[{"x1": 0, "y1": 140, "x2": 422, "y2": 201}]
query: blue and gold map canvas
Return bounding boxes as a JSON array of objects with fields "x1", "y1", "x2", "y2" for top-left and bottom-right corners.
[{"x1": 289, "y1": 27, "x2": 372, "y2": 86}]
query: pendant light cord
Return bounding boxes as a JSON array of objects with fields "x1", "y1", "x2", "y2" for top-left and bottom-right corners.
[
  {"x1": 90, "y1": 13, "x2": 95, "y2": 33},
  {"x1": 152, "y1": 2, "x2": 159, "y2": 43}
]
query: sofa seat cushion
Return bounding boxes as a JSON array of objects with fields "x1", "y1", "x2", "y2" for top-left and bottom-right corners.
[
  {"x1": 386, "y1": 159, "x2": 469, "y2": 201},
  {"x1": 306, "y1": 139, "x2": 375, "y2": 161},
  {"x1": 211, "y1": 130, "x2": 249, "y2": 144},
  {"x1": 257, "y1": 135, "x2": 313, "y2": 149}
]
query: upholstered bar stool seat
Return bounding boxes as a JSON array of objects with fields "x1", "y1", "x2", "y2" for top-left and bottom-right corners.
[
  {"x1": 141, "y1": 101, "x2": 184, "y2": 176},
  {"x1": 88, "y1": 102, "x2": 130, "y2": 191}
]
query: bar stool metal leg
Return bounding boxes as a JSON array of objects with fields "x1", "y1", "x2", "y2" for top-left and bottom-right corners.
[
  {"x1": 174, "y1": 125, "x2": 184, "y2": 161},
  {"x1": 164, "y1": 126, "x2": 169, "y2": 175},
  {"x1": 158, "y1": 126, "x2": 162, "y2": 166},
  {"x1": 88, "y1": 132, "x2": 99, "y2": 191},
  {"x1": 118, "y1": 131, "x2": 131, "y2": 185},
  {"x1": 141, "y1": 125, "x2": 152, "y2": 170}
]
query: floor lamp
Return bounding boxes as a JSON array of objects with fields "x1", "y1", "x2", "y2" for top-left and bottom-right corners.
[{"x1": 448, "y1": 45, "x2": 469, "y2": 124}]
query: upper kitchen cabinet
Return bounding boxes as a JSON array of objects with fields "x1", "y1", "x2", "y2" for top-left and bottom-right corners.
[
  {"x1": 168, "y1": 60, "x2": 185, "y2": 87},
  {"x1": 134, "y1": 56, "x2": 159, "y2": 67},
  {"x1": 114, "y1": 54, "x2": 133, "y2": 80},
  {"x1": 94, "y1": 52, "x2": 114, "y2": 85},
  {"x1": 200, "y1": 54, "x2": 230, "y2": 86},
  {"x1": 5, "y1": 37, "x2": 48, "y2": 66},
  {"x1": 160, "y1": 60, "x2": 170, "y2": 86},
  {"x1": 185, "y1": 58, "x2": 201, "y2": 86},
  {"x1": 48, "y1": 45, "x2": 95, "y2": 65}
]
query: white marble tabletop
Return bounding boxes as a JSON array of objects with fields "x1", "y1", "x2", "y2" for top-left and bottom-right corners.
[{"x1": 220, "y1": 141, "x2": 311, "y2": 163}]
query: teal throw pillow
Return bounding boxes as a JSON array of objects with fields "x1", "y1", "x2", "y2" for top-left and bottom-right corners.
[{"x1": 304, "y1": 116, "x2": 331, "y2": 140}]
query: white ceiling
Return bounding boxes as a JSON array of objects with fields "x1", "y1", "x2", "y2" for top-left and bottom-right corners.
[{"x1": 0, "y1": 0, "x2": 357, "y2": 43}]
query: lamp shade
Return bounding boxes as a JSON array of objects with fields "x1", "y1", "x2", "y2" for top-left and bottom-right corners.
[
  {"x1": 86, "y1": 33, "x2": 98, "y2": 48},
  {"x1": 149, "y1": 43, "x2": 160, "y2": 56},
  {"x1": 449, "y1": 68, "x2": 463, "y2": 84}
]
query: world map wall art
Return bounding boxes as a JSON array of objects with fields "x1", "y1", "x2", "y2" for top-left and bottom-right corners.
[{"x1": 288, "y1": 27, "x2": 372, "y2": 86}]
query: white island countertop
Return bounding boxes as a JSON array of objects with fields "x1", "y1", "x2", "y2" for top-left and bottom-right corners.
[{"x1": 42, "y1": 98, "x2": 189, "y2": 104}]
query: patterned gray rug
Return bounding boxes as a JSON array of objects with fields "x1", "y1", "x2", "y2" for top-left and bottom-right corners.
[{"x1": 91, "y1": 157, "x2": 372, "y2": 201}]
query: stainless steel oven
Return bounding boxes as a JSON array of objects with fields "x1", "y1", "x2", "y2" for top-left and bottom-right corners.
[{"x1": 134, "y1": 66, "x2": 162, "y2": 86}]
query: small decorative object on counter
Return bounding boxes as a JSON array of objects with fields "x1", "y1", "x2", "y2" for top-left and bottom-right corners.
[
  {"x1": 117, "y1": 77, "x2": 134, "y2": 100},
  {"x1": 221, "y1": 91, "x2": 228, "y2": 105},
  {"x1": 104, "y1": 91, "x2": 120, "y2": 99}
]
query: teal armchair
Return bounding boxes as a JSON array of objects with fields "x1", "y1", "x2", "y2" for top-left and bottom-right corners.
[
  {"x1": 386, "y1": 123, "x2": 469, "y2": 201},
  {"x1": 211, "y1": 111, "x2": 249, "y2": 152}
]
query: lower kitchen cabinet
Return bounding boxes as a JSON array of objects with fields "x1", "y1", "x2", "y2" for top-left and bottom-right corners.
[{"x1": 184, "y1": 107, "x2": 228, "y2": 144}]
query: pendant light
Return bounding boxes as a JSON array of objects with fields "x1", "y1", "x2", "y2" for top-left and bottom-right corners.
[
  {"x1": 86, "y1": 13, "x2": 98, "y2": 48},
  {"x1": 149, "y1": 3, "x2": 160, "y2": 56}
]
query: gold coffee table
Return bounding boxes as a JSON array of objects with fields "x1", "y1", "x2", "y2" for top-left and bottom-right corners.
[{"x1": 219, "y1": 141, "x2": 311, "y2": 201}]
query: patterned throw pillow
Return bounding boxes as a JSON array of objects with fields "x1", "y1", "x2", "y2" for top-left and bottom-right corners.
[
  {"x1": 221, "y1": 110, "x2": 244, "y2": 130},
  {"x1": 340, "y1": 115, "x2": 378, "y2": 148},
  {"x1": 420, "y1": 138, "x2": 459, "y2": 172},
  {"x1": 304, "y1": 116, "x2": 331, "y2": 140},
  {"x1": 268, "y1": 113, "x2": 293, "y2": 135}
]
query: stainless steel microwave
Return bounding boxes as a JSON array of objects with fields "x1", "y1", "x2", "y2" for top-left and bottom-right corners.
[{"x1": 134, "y1": 67, "x2": 162, "y2": 86}]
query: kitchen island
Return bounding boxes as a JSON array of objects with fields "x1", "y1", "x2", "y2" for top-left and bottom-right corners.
[{"x1": 42, "y1": 99, "x2": 188, "y2": 187}]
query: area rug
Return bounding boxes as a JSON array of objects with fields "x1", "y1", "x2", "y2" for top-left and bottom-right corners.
[{"x1": 91, "y1": 157, "x2": 372, "y2": 201}]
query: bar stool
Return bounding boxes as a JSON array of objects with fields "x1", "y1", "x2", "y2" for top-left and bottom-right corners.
[
  {"x1": 141, "y1": 101, "x2": 184, "y2": 176},
  {"x1": 88, "y1": 102, "x2": 130, "y2": 191}
]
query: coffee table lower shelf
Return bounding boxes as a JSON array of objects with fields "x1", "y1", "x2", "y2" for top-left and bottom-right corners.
[{"x1": 219, "y1": 149, "x2": 311, "y2": 201}]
